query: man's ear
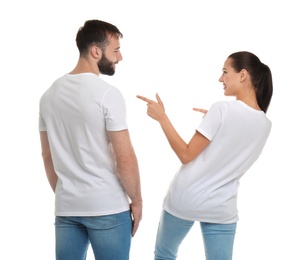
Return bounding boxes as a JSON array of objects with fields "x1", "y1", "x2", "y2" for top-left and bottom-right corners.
[{"x1": 90, "y1": 45, "x2": 102, "y2": 59}]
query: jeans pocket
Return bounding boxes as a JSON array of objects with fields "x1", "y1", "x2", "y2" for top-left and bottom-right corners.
[{"x1": 89, "y1": 214, "x2": 120, "y2": 229}]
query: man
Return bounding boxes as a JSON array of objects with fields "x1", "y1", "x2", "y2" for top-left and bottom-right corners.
[{"x1": 39, "y1": 20, "x2": 142, "y2": 260}]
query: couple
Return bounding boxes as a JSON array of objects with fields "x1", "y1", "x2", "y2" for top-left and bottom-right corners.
[{"x1": 39, "y1": 19, "x2": 273, "y2": 260}]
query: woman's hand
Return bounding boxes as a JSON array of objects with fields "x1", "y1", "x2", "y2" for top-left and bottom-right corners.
[
  {"x1": 136, "y1": 93, "x2": 166, "y2": 122},
  {"x1": 193, "y1": 108, "x2": 208, "y2": 118}
]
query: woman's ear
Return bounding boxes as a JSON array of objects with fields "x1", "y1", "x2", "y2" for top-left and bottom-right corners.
[{"x1": 240, "y1": 69, "x2": 248, "y2": 82}]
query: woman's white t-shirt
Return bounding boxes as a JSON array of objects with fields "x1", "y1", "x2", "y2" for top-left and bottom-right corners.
[{"x1": 163, "y1": 100, "x2": 272, "y2": 223}]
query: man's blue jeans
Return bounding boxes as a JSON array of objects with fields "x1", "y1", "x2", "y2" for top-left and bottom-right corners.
[
  {"x1": 55, "y1": 210, "x2": 132, "y2": 260},
  {"x1": 154, "y1": 210, "x2": 237, "y2": 260}
]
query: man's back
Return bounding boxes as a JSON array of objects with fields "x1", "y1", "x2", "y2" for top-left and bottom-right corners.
[{"x1": 39, "y1": 73, "x2": 130, "y2": 216}]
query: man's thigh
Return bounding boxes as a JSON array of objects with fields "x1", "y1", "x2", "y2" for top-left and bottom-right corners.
[
  {"x1": 55, "y1": 216, "x2": 90, "y2": 260},
  {"x1": 87, "y1": 210, "x2": 132, "y2": 260}
]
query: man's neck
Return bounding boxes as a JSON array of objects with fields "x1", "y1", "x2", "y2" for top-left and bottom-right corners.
[{"x1": 69, "y1": 58, "x2": 100, "y2": 75}]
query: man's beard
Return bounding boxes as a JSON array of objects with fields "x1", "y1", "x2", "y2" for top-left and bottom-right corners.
[{"x1": 98, "y1": 53, "x2": 115, "y2": 76}]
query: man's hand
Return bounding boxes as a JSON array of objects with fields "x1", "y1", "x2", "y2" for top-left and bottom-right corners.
[{"x1": 130, "y1": 201, "x2": 142, "y2": 237}]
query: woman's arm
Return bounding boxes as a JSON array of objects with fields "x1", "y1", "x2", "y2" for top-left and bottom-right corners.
[{"x1": 137, "y1": 94, "x2": 210, "y2": 164}]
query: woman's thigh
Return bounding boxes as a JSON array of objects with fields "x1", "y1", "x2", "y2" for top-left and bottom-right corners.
[
  {"x1": 154, "y1": 210, "x2": 194, "y2": 260},
  {"x1": 200, "y1": 222, "x2": 237, "y2": 260}
]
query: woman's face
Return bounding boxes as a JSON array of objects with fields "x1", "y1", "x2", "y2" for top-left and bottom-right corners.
[{"x1": 219, "y1": 58, "x2": 242, "y2": 97}]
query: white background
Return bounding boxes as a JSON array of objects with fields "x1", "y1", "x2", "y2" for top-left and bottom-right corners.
[{"x1": 1, "y1": 0, "x2": 294, "y2": 259}]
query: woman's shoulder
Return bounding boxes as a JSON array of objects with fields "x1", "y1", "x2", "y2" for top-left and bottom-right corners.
[{"x1": 209, "y1": 100, "x2": 235, "y2": 110}]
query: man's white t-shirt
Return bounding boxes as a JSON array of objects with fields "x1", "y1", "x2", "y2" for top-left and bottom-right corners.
[
  {"x1": 39, "y1": 73, "x2": 130, "y2": 216},
  {"x1": 163, "y1": 100, "x2": 272, "y2": 224}
]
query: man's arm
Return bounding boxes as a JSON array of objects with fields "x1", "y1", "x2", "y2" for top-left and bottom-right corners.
[
  {"x1": 107, "y1": 129, "x2": 142, "y2": 237},
  {"x1": 40, "y1": 131, "x2": 58, "y2": 192}
]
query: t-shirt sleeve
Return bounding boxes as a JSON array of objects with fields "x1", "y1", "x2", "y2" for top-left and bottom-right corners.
[
  {"x1": 196, "y1": 102, "x2": 223, "y2": 141},
  {"x1": 102, "y1": 87, "x2": 128, "y2": 131}
]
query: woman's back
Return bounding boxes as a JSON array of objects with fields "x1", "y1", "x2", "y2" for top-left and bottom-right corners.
[{"x1": 162, "y1": 100, "x2": 272, "y2": 223}]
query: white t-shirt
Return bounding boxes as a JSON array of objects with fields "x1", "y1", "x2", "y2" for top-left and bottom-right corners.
[
  {"x1": 163, "y1": 100, "x2": 272, "y2": 223},
  {"x1": 39, "y1": 73, "x2": 130, "y2": 216}
]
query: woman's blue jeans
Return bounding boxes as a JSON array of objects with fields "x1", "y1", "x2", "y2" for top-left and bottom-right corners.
[
  {"x1": 55, "y1": 210, "x2": 132, "y2": 260},
  {"x1": 154, "y1": 210, "x2": 237, "y2": 260}
]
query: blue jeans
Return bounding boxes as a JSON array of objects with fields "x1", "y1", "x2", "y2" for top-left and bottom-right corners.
[
  {"x1": 154, "y1": 210, "x2": 237, "y2": 260},
  {"x1": 55, "y1": 210, "x2": 132, "y2": 260}
]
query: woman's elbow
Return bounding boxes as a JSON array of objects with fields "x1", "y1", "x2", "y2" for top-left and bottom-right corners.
[{"x1": 179, "y1": 155, "x2": 194, "y2": 165}]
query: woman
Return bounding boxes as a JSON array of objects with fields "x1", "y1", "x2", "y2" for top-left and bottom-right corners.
[{"x1": 137, "y1": 51, "x2": 273, "y2": 260}]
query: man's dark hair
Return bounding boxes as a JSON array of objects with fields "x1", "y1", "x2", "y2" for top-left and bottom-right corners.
[{"x1": 76, "y1": 20, "x2": 123, "y2": 56}]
